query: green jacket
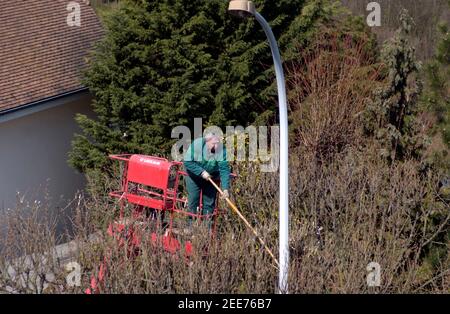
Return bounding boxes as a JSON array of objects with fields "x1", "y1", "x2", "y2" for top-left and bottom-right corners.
[{"x1": 183, "y1": 137, "x2": 231, "y2": 190}]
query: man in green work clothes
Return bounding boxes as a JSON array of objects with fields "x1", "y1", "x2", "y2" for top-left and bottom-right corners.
[{"x1": 183, "y1": 133, "x2": 231, "y2": 227}]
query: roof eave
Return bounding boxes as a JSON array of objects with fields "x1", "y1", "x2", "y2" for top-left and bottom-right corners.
[{"x1": 0, "y1": 87, "x2": 90, "y2": 124}]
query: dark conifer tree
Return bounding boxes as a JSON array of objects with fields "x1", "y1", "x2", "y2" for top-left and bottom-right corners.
[{"x1": 69, "y1": 0, "x2": 340, "y2": 172}]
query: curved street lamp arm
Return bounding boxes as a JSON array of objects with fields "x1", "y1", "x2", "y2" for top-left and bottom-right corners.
[{"x1": 254, "y1": 12, "x2": 290, "y2": 294}]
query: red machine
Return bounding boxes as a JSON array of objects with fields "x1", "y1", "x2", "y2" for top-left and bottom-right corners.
[{"x1": 85, "y1": 154, "x2": 229, "y2": 294}]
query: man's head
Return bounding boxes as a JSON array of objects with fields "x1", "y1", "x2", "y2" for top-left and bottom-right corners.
[{"x1": 205, "y1": 133, "x2": 221, "y2": 154}]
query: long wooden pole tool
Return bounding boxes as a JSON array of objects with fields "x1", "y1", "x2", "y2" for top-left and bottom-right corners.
[{"x1": 208, "y1": 178, "x2": 280, "y2": 268}]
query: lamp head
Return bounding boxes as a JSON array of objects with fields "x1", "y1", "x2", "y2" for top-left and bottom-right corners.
[{"x1": 228, "y1": 0, "x2": 256, "y2": 18}]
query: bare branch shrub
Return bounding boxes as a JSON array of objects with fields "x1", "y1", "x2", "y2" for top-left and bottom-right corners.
[{"x1": 287, "y1": 31, "x2": 384, "y2": 162}]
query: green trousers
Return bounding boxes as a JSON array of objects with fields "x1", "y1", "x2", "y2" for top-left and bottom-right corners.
[{"x1": 185, "y1": 175, "x2": 217, "y2": 224}]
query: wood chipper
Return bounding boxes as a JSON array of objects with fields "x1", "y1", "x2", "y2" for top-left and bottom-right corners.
[{"x1": 85, "y1": 154, "x2": 231, "y2": 294}]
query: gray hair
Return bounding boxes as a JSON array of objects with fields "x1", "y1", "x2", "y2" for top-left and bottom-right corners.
[{"x1": 204, "y1": 132, "x2": 220, "y2": 142}]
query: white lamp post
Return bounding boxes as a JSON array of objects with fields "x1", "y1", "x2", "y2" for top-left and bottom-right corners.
[{"x1": 228, "y1": 0, "x2": 289, "y2": 294}]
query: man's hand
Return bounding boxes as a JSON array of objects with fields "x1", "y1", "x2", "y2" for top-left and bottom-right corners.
[
  {"x1": 221, "y1": 190, "x2": 230, "y2": 199},
  {"x1": 201, "y1": 171, "x2": 211, "y2": 180}
]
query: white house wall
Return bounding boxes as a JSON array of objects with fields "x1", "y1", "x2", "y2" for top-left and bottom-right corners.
[{"x1": 0, "y1": 94, "x2": 93, "y2": 233}]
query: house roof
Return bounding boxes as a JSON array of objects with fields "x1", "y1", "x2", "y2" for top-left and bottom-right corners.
[{"x1": 0, "y1": 0, "x2": 104, "y2": 113}]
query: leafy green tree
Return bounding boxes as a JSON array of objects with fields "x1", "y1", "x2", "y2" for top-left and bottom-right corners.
[{"x1": 70, "y1": 0, "x2": 339, "y2": 173}]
